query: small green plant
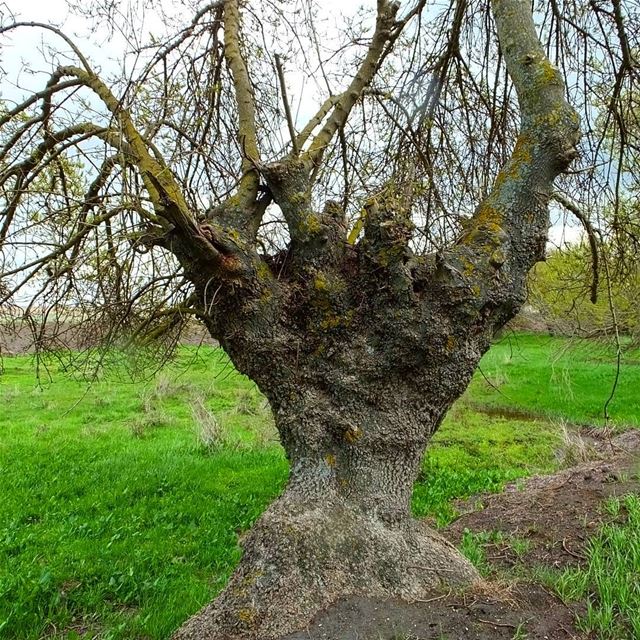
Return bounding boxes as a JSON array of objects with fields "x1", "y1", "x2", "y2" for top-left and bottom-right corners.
[
  {"x1": 509, "y1": 536, "x2": 531, "y2": 559},
  {"x1": 459, "y1": 529, "x2": 491, "y2": 576},
  {"x1": 553, "y1": 495, "x2": 640, "y2": 639},
  {"x1": 511, "y1": 621, "x2": 528, "y2": 640},
  {"x1": 603, "y1": 495, "x2": 622, "y2": 517}
]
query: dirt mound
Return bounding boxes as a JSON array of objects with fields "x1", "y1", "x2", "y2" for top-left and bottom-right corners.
[
  {"x1": 281, "y1": 431, "x2": 640, "y2": 640},
  {"x1": 283, "y1": 586, "x2": 580, "y2": 640},
  {"x1": 445, "y1": 430, "x2": 640, "y2": 571}
]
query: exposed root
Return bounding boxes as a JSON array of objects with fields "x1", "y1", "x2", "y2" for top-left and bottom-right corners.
[{"x1": 173, "y1": 496, "x2": 479, "y2": 640}]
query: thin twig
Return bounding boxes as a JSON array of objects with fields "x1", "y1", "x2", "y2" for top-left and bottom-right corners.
[
  {"x1": 478, "y1": 619, "x2": 518, "y2": 629},
  {"x1": 274, "y1": 54, "x2": 299, "y2": 156},
  {"x1": 411, "y1": 589, "x2": 453, "y2": 604},
  {"x1": 561, "y1": 538, "x2": 586, "y2": 560}
]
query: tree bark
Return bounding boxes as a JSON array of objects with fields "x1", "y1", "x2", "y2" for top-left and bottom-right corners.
[
  {"x1": 171, "y1": 1, "x2": 581, "y2": 638},
  {"x1": 174, "y1": 380, "x2": 480, "y2": 640}
]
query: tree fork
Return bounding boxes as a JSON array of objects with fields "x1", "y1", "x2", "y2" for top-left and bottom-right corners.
[{"x1": 172, "y1": 2, "x2": 581, "y2": 638}]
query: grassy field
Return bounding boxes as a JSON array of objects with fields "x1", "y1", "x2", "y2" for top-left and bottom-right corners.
[
  {"x1": 0, "y1": 333, "x2": 639, "y2": 639},
  {"x1": 467, "y1": 333, "x2": 640, "y2": 426}
]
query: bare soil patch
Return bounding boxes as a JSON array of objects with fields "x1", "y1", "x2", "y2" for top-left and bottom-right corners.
[
  {"x1": 445, "y1": 430, "x2": 640, "y2": 571},
  {"x1": 0, "y1": 320, "x2": 215, "y2": 355},
  {"x1": 282, "y1": 431, "x2": 640, "y2": 640},
  {"x1": 283, "y1": 586, "x2": 580, "y2": 640}
]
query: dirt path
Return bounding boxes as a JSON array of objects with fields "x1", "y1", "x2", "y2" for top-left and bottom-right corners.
[{"x1": 283, "y1": 431, "x2": 640, "y2": 640}]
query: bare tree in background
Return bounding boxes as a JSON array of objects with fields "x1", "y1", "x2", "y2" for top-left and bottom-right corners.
[{"x1": 1, "y1": 0, "x2": 638, "y2": 637}]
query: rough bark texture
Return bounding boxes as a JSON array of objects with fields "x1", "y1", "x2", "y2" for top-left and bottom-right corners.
[
  {"x1": 166, "y1": 0, "x2": 582, "y2": 637},
  {"x1": 174, "y1": 499, "x2": 477, "y2": 639}
]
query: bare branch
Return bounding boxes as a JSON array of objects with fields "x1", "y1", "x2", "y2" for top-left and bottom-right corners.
[
  {"x1": 223, "y1": 0, "x2": 261, "y2": 205},
  {"x1": 296, "y1": 93, "x2": 344, "y2": 151},
  {"x1": 0, "y1": 21, "x2": 93, "y2": 72},
  {"x1": 274, "y1": 54, "x2": 299, "y2": 156},
  {"x1": 304, "y1": 1, "x2": 401, "y2": 167},
  {"x1": 552, "y1": 191, "x2": 600, "y2": 304}
]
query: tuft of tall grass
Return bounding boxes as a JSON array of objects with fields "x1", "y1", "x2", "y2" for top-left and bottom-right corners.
[
  {"x1": 191, "y1": 393, "x2": 224, "y2": 452},
  {"x1": 554, "y1": 494, "x2": 640, "y2": 640}
]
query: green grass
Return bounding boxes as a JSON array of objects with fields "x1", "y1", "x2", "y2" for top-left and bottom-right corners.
[
  {"x1": 0, "y1": 349, "x2": 287, "y2": 639},
  {"x1": 553, "y1": 494, "x2": 640, "y2": 640},
  {"x1": 0, "y1": 334, "x2": 638, "y2": 638},
  {"x1": 468, "y1": 333, "x2": 640, "y2": 427},
  {"x1": 415, "y1": 400, "x2": 561, "y2": 525}
]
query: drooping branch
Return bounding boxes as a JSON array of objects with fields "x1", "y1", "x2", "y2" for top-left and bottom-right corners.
[
  {"x1": 0, "y1": 21, "x2": 93, "y2": 72},
  {"x1": 415, "y1": 0, "x2": 468, "y2": 129},
  {"x1": 610, "y1": 0, "x2": 635, "y2": 72},
  {"x1": 0, "y1": 123, "x2": 136, "y2": 243},
  {"x1": 552, "y1": 191, "x2": 600, "y2": 304},
  {"x1": 0, "y1": 204, "x2": 139, "y2": 306},
  {"x1": 0, "y1": 61, "x2": 252, "y2": 319}
]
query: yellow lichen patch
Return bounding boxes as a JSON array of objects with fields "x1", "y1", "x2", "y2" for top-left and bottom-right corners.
[
  {"x1": 319, "y1": 308, "x2": 354, "y2": 331},
  {"x1": 314, "y1": 273, "x2": 328, "y2": 291},
  {"x1": 256, "y1": 261, "x2": 272, "y2": 280},
  {"x1": 259, "y1": 288, "x2": 273, "y2": 305},
  {"x1": 490, "y1": 246, "x2": 508, "y2": 268},
  {"x1": 347, "y1": 209, "x2": 367, "y2": 244},
  {"x1": 541, "y1": 109, "x2": 563, "y2": 127},
  {"x1": 289, "y1": 190, "x2": 308, "y2": 207},
  {"x1": 461, "y1": 257, "x2": 475, "y2": 276},
  {"x1": 319, "y1": 314, "x2": 342, "y2": 330},
  {"x1": 446, "y1": 335, "x2": 457, "y2": 351},
  {"x1": 493, "y1": 135, "x2": 533, "y2": 192},
  {"x1": 238, "y1": 608, "x2": 256, "y2": 624},
  {"x1": 313, "y1": 271, "x2": 346, "y2": 295},
  {"x1": 475, "y1": 203, "x2": 502, "y2": 227},
  {"x1": 301, "y1": 213, "x2": 322, "y2": 234},
  {"x1": 344, "y1": 424, "x2": 363, "y2": 444},
  {"x1": 538, "y1": 59, "x2": 561, "y2": 86},
  {"x1": 511, "y1": 135, "x2": 533, "y2": 164},
  {"x1": 325, "y1": 453, "x2": 336, "y2": 467}
]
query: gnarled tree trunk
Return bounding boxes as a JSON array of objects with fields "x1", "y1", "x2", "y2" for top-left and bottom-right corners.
[
  {"x1": 170, "y1": 1, "x2": 581, "y2": 638},
  {"x1": 175, "y1": 383, "x2": 479, "y2": 639},
  {"x1": 175, "y1": 354, "x2": 484, "y2": 639},
  {"x1": 170, "y1": 1, "x2": 580, "y2": 638}
]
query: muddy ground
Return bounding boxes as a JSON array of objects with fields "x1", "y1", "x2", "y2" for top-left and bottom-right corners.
[{"x1": 283, "y1": 431, "x2": 640, "y2": 640}]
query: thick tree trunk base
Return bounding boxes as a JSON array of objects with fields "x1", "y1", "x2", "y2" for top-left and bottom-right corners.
[{"x1": 173, "y1": 496, "x2": 480, "y2": 640}]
